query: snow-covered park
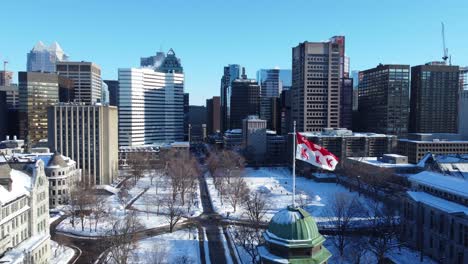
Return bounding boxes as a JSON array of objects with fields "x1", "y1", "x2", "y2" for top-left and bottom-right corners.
[
  {"x1": 207, "y1": 167, "x2": 373, "y2": 223},
  {"x1": 123, "y1": 228, "x2": 201, "y2": 264},
  {"x1": 56, "y1": 172, "x2": 202, "y2": 237}
]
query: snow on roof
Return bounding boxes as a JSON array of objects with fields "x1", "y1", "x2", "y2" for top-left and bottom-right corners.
[
  {"x1": 348, "y1": 157, "x2": 417, "y2": 168},
  {"x1": 0, "y1": 169, "x2": 31, "y2": 205},
  {"x1": 409, "y1": 171, "x2": 468, "y2": 198},
  {"x1": 407, "y1": 191, "x2": 468, "y2": 215},
  {"x1": 0, "y1": 234, "x2": 49, "y2": 263}
]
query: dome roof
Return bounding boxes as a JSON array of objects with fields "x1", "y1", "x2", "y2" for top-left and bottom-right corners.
[
  {"x1": 267, "y1": 206, "x2": 321, "y2": 242},
  {"x1": 47, "y1": 152, "x2": 68, "y2": 168}
]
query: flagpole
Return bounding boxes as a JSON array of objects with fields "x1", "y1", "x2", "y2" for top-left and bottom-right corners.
[{"x1": 292, "y1": 120, "x2": 296, "y2": 208}]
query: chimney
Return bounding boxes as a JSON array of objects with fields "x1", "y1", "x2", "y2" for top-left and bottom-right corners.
[
  {"x1": 241, "y1": 67, "x2": 247, "y2": 79},
  {"x1": 6, "y1": 135, "x2": 9, "y2": 140},
  {"x1": 13, "y1": 135, "x2": 17, "y2": 140}
]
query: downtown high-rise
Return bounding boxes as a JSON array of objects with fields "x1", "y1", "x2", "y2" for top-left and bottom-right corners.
[
  {"x1": 118, "y1": 49, "x2": 184, "y2": 146},
  {"x1": 257, "y1": 69, "x2": 292, "y2": 131},
  {"x1": 220, "y1": 64, "x2": 242, "y2": 132},
  {"x1": 56, "y1": 61, "x2": 102, "y2": 103},
  {"x1": 409, "y1": 63, "x2": 459, "y2": 133},
  {"x1": 18, "y1": 72, "x2": 73, "y2": 145},
  {"x1": 230, "y1": 75, "x2": 260, "y2": 129},
  {"x1": 358, "y1": 64, "x2": 410, "y2": 135},
  {"x1": 291, "y1": 36, "x2": 350, "y2": 132},
  {"x1": 27, "y1": 41, "x2": 68, "y2": 73}
]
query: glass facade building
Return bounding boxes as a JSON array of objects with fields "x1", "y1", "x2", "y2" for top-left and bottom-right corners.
[{"x1": 358, "y1": 64, "x2": 410, "y2": 135}]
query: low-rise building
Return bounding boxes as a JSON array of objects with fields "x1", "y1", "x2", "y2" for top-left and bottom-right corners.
[
  {"x1": 417, "y1": 153, "x2": 468, "y2": 180},
  {"x1": 9, "y1": 152, "x2": 81, "y2": 208},
  {"x1": 0, "y1": 159, "x2": 50, "y2": 264},
  {"x1": 289, "y1": 128, "x2": 397, "y2": 165},
  {"x1": 398, "y1": 133, "x2": 468, "y2": 164},
  {"x1": 0, "y1": 136, "x2": 24, "y2": 155},
  {"x1": 402, "y1": 171, "x2": 468, "y2": 264},
  {"x1": 346, "y1": 154, "x2": 420, "y2": 175},
  {"x1": 224, "y1": 129, "x2": 243, "y2": 150}
]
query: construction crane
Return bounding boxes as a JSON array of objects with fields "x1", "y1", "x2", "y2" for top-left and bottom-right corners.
[{"x1": 441, "y1": 22, "x2": 450, "y2": 65}]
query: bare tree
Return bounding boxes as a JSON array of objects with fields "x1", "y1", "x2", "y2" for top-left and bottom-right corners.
[
  {"x1": 91, "y1": 195, "x2": 108, "y2": 232},
  {"x1": 68, "y1": 183, "x2": 93, "y2": 231},
  {"x1": 231, "y1": 225, "x2": 263, "y2": 264},
  {"x1": 164, "y1": 198, "x2": 184, "y2": 233},
  {"x1": 166, "y1": 149, "x2": 199, "y2": 205},
  {"x1": 244, "y1": 192, "x2": 268, "y2": 229},
  {"x1": 126, "y1": 152, "x2": 149, "y2": 183},
  {"x1": 106, "y1": 211, "x2": 142, "y2": 264},
  {"x1": 326, "y1": 192, "x2": 366, "y2": 257},
  {"x1": 173, "y1": 255, "x2": 195, "y2": 264},
  {"x1": 226, "y1": 174, "x2": 249, "y2": 213},
  {"x1": 217, "y1": 150, "x2": 244, "y2": 184},
  {"x1": 366, "y1": 200, "x2": 401, "y2": 263}
]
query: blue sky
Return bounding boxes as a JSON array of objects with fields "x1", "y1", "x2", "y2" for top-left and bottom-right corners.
[{"x1": 1, "y1": 0, "x2": 467, "y2": 105}]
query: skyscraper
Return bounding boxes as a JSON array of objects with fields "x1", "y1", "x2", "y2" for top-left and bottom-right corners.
[
  {"x1": 358, "y1": 64, "x2": 410, "y2": 135},
  {"x1": 48, "y1": 103, "x2": 118, "y2": 185},
  {"x1": 104, "y1": 80, "x2": 119, "y2": 106},
  {"x1": 184, "y1": 93, "x2": 190, "y2": 141},
  {"x1": 206, "y1": 96, "x2": 221, "y2": 135},
  {"x1": 118, "y1": 49, "x2": 184, "y2": 146},
  {"x1": 409, "y1": 63, "x2": 459, "y2": 133},
  {"x1": 291, "y1": 36, "x2": 347, "y2": 132},
  {"x1": 230, "y1": 76, "x2": 260, "y2": 129},
  {"x1": 220, "y1": 64, "x2": 242, "y2": 132},
  {"x1": 458, "y1": 67, "x2": 468, "y2": 136},
  {"x1": 27, "y1": 41, "x2": 68, "y2": 72},
  {"x1": 141, "y1": 51, "x2": 166, "y2": 69},
  {"x1": 56, "y1": 61, "x2": 102, "y2": 103},
  {"x1": 18, "y1": 72, "x2": 73, "y2": 145}
]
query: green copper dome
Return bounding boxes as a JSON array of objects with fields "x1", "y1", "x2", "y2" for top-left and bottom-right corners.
[{"x1": 268, "y1": 206, "x2": 320, "y2": 241}]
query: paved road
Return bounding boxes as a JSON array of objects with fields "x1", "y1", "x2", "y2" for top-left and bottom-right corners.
[{"x1": 197, "y1": 174, "x2": 230, "y2": 264}]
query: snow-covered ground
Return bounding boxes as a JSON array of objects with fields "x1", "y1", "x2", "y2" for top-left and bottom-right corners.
[
  {"x1": 56, "y1": 173, "x2": 201, "y2": 236},
  {"x1": 50, "y1": 240, "x2": 75, "y2": 264},
  {"x1": 127, "y1": 228, "x2": 201, "y2": 264},
  {"x1": 207, "y1": 167, "x2": 372, "y2": 223},
  {"x1": 324, "y1": 238, "x2": 437, "y2": 264}
]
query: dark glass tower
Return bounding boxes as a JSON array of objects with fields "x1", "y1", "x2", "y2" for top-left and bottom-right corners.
[
  {"x1": 230, "y1": 78, "x2": 260, "y2": 129},
  {"x1": 220, "y1": 64, "x2": 241, "y2": 132},
  {"x1": 358, "y1": 64, "x2": 410, "y2": 135},
  {"x1": 409, "y1": 63, "x2": 459, "y2": 133}
]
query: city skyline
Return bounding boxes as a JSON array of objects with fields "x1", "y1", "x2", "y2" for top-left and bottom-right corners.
[{"x1": 1, "y1": 1, "x2": 468, "y2": 106}]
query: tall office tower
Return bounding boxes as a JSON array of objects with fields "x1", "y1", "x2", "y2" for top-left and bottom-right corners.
[
  {"x1": 0, "y1": 90, "x2": 7, "y2": 138},
  {"x1": 230, "y1": 76, "x2": 260, "y2": 129},
  {"x1": 340, "y1": 77, "x2": 353, "y2": 129},
  {"x1": 0, "y1": 85, "x2": 19, "y2": 137},
  {"x1": 18, "y1": 72, "x2": 73, "y2": 145},
  {"x1": 242, "y1": 115, "x2": 267, "y2": 163},
  {"x1": 184, "y1": 93, "x2": 190, "y2": 141},
  {"x1": 48, "y1": 103, "x2": 118, "y2": 185},
  {"x1": 118, "y1": 50, "x2": 184, "y2": 146},
  {"x1": 188, "y1": 105, "x2": 207, "y2": 142},
  {"x1": 409, "y1": 63, "x2": 460, "y2": 133},
  {"x1": 27, "y1": 41, "x2": 68, "y2": 72},
  {"x1": 104, "y1": 80, "x2": 119, "y2": 106},
  {"x1": 291, "y1": 36, "x2": 347, "y2": 132},
  {"x1": 141, "y1": 51, "x2": 166, "y2": 69},
  {"x1": 280, "y1": 89, "x2": 292, "y2": 135},
  {"x1": 257, "y1": 69, "x2": 287, "y2": 131},
  {"x1": 458, "y1": 67, "x2": 468, "y2": 136},
  {"x1": 56, "y1": 61, "x2": 102, "y2": 103},
  {"x1": 358, "y1": 64, "x2": 410, "y2": 135},
  {"x1": 206, "y1": 96, "x2": 221, "y2": 135},
  {"x1": 0, "y1": 71, "x2": 13, "y2": 86},
  {"x1": 220, "y1": 64, "x2": 242, "y2": 132}
]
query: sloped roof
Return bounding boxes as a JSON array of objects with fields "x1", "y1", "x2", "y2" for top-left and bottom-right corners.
[
  {"x1": 409, "y1": 171, "x2": 468, "y2": 198},
  {"x1": 49, "y1": 41, "x2": 64, "y2": 52},
  {"x1": 47, "y1": 151, "x2": 68, "y2": 168},
  {"x1": 32, "y1": 41, "x2": 46, "y2": 51}
]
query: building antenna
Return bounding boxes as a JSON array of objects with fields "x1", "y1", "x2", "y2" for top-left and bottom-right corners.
[{"x1": 441, "y1": 22, "x2": 450, "y2": 65}]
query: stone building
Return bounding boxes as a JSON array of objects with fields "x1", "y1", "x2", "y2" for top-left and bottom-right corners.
[
  {"x1": 402, "y1": 171, "x2": 468, "y2": 264},
  {"x1": 0, "y1": 159, "x2": 50, "y2": 264},
  {"x1": 258, "y1": 206, "x2": 331, "y2": 263}
]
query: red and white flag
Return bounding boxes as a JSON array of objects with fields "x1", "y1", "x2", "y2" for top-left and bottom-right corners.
[{"x1": 296, "y1": 132, "x2": 339, "y2": 171}]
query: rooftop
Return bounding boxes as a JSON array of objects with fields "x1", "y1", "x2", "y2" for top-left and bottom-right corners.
[
  {"x1": 0, "y1": 167, "x2": 31, "y2": 205},
  {"x1": 407, "y1": 191, "x2": 468, "y2": 215},
  {"x1": 409, "y1": 171, "x2": 468, "y2": 198},
  {"x1": 348, "y1": 157, "x2": 417, "y2": 168}
]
